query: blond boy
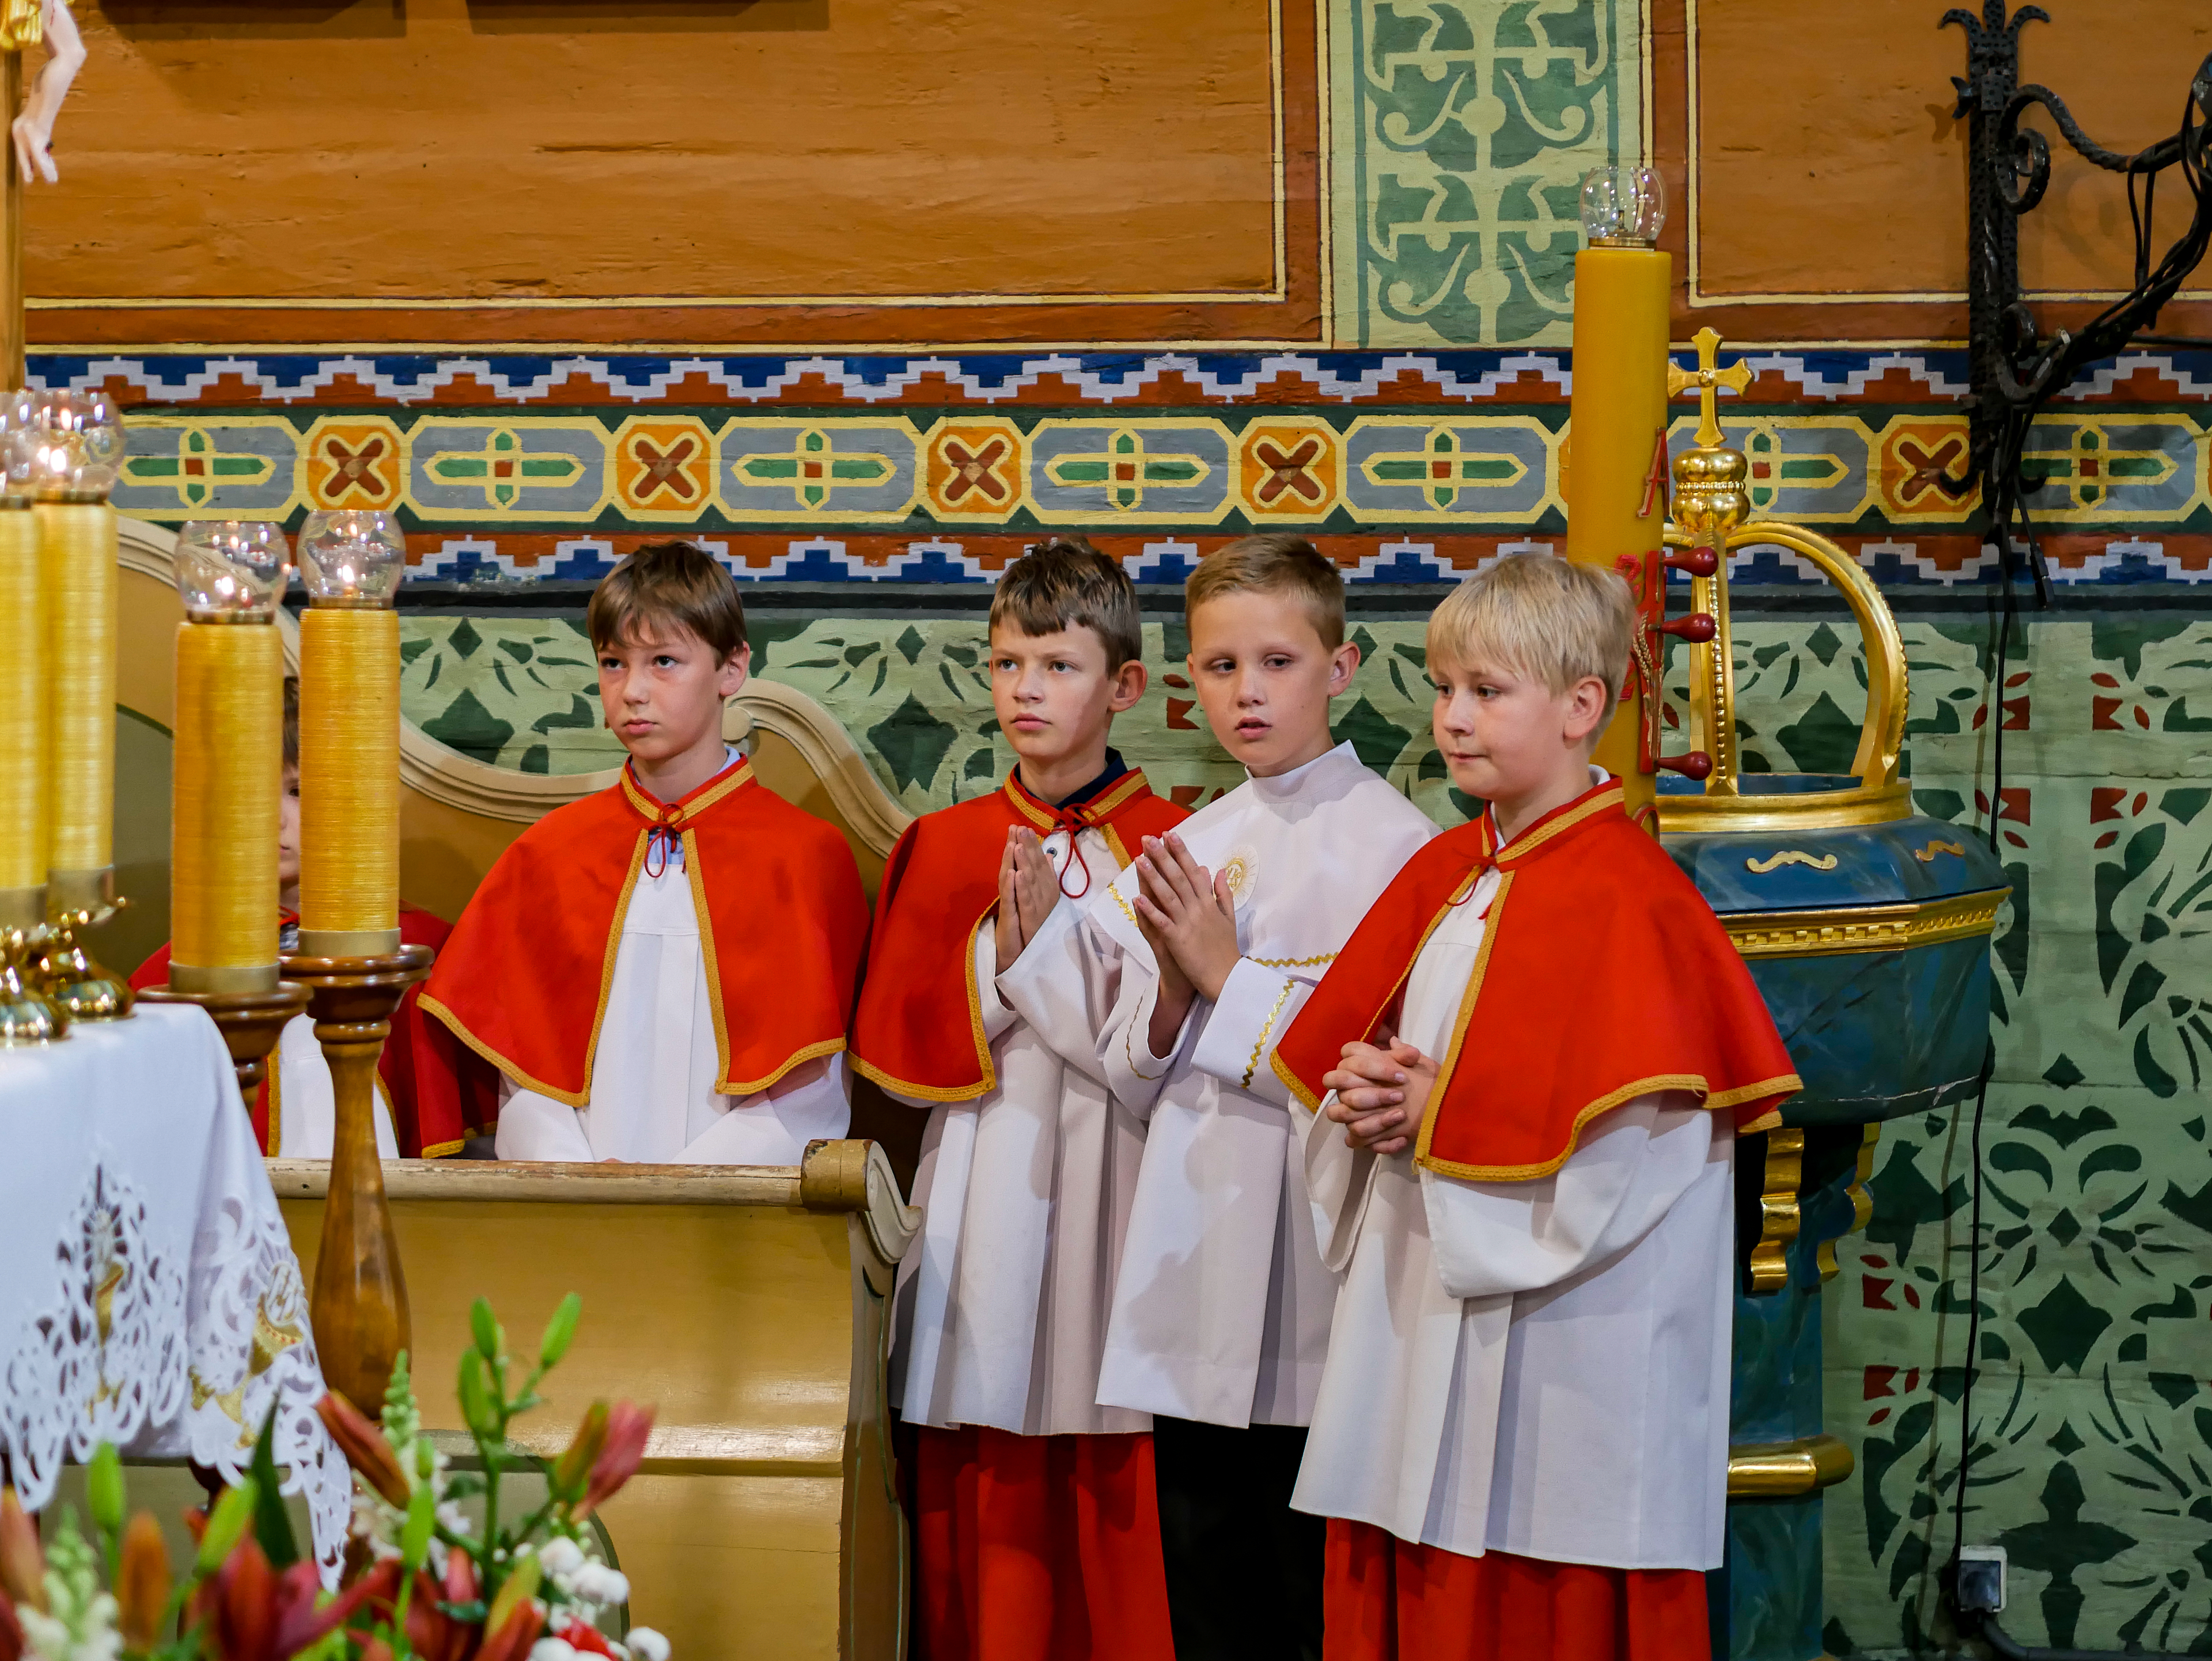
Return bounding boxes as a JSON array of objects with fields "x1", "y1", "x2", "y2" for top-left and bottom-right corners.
[{"x1": 1272, "y1": 555, "x2": 1798, "y2": 1659}]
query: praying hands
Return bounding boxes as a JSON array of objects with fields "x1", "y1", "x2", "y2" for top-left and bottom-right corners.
[
  {"x1": 993, "y1": 825, "x2": 1060, "y2": 966},
  {"x1": 1133, "y1": 832, "x2": 1242, "y2": 1057}
]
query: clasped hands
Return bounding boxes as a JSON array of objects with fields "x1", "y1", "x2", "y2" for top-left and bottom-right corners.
[{"x1": 1323, "y1": 1038, "x2": 1441, "y2": 1157}]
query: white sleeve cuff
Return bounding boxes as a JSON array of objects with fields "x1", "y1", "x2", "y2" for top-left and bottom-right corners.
[
  {"x1": 972, "y1": 920, "x2": 1018, "y2": 1046},
  {"x1": 1189, "y1": 958, "x2": 1303, "y2": 1095}
]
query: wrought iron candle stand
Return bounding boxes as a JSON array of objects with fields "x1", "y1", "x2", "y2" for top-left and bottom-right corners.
[{"x1": 1942, "y1": 2, "x2": 2211, "y2": 600}]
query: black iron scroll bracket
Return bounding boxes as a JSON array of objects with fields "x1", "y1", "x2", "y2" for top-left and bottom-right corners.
[{"x1": 1941, "y1": 1, "x2": 2212, "y2": 603}]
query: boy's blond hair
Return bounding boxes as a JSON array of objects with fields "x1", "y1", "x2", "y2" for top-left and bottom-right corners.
[
  {"x1": 1185, "y1": 534, "x2": 1345, "y2": 651},
  {"x1": 1428, "y1": 553, "x2": 1635, "y2": 724}
]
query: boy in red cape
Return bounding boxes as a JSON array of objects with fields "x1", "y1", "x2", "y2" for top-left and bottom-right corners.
[
  {"x1": 422, "y1": 542, "x2": 868, "y2": 1164},
  {"x1": 850, "y1": 538, "x2": 1183, "y2": 1661},
  {"x1": 1271, "y1": 555, "x2": 1800, "y2": 1661},
  {"x1": 131, "y1": 676, "x2": 488, "y2": 1158}
]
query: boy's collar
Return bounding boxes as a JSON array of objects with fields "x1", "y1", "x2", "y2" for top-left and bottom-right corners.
[
  {"x1": 619, "y1": 748, "x2": 753, "y2": 824},
  {"x1": 1007, "y1": 748, "x2": 1129, "y2": 814},
  {"x1": 1247, "y1": 739, "x2": 1359, "y2": 800},
  {"x1": 1486, "y1": 771, "x2": 1623, "y2": 868}
]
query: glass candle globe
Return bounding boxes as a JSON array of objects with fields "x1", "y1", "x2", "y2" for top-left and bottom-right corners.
[
  {"x1": 175, "y1": 520, "x2": 293, "y2": 621},
  {"x1": 297, "y1": 509, "x2": 407, "y2": 604},
  {"x1": 1580, "y1": 165, "x2": 1667, "y2": 248},
  {"x1": 10, "y1": 388, "x2": 126, "y2": 501}
]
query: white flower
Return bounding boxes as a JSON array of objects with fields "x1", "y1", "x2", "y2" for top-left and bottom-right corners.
[
  {"x1": 537, "y1": 1536, "x2": 586, "y2": 1578},
  {"x1": 572, "y1": 1564, "x2": 629, "y2": 1607},
  {"x1": 627, "y1": 1627, "x2": 671, "y2": 1661},
  {"x1": 530, "y1": 1641, "x2": 578, "y2": 1661},
  {"x1": 21, "y1": 1598, "x2": 122, "y2": 1661}
]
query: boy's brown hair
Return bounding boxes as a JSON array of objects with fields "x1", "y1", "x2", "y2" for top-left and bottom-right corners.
[
  {"x1": 1427, "y1": 553, "x2": 1636, "y2": 725},
  {"x1": 990, "y1": 536, "x2": 1143, "y2": 670},
  {"x1": 1185, "y1": 534, "x2": 1346, "y2": 651},
  {"x1": 586, "y1": 542, "x2": 748, "y2": 663},
  {"x1": 282, "y1": 674, "x2": 300, "y2": 771}
]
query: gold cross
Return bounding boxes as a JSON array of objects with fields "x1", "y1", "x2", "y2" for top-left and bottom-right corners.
[{"x1": 1666, "y1": 326, "x2": 1751, "y2": 449}]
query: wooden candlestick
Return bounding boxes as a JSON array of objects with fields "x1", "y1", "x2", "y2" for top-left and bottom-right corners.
[{"x1": 282, "y1": 942, "x2": 430, "y2": 1410}]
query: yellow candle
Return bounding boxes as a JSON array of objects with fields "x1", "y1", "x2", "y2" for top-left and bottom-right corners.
[
  {"x1": 169, "y1": 623, "x2": 283, "y2": 993},
  {"x1": 1562, "y1": 244, "x2": 1672, "y2": 818},
  {"x1": 39, "y1": 501, "x2": 118, "y2": 883},
  {"x1": 0, "y1": 505, "x2": 43, "y2": 906},
  {"x1": 297, "y1": 606, "x2": 401, "y2": 957}
]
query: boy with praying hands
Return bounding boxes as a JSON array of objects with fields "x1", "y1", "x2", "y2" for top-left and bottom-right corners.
[
  {"x1": 1028, "y1": 535, "x2": 1435, "y2": 1661},
  {"x1": 421, "y1": 541, "x2": 869, "y2": 1164},
  {"x1": 1271, "y1": 554, "x2": 1800, "y2": 1660},
  {"x1": 851, "y1": 537, "x2": 1187, "y2": 1661}
]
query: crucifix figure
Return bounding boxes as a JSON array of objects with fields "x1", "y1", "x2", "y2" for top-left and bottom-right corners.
[
  {"x1": 1666, "y1": 326, "x2": 1753, "y2": 449},
  {"x1": 2, "y1": 0, "x2": 84, "y2": 387}
]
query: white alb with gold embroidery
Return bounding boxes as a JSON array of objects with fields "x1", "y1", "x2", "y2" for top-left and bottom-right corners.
[{"x1": 1009, "y1": 740, "x2": 1436, "y2": 1428}]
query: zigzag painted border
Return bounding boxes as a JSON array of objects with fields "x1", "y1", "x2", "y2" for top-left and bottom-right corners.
[
  {"x1": 400, "y1": 531, "x2": 2212, "y2": 589},
  {"x1": 29, "y1": 347, "x2": 2212, "y2": 409}
]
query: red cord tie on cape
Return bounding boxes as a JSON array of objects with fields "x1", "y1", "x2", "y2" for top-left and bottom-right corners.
[
  {"x1": 643, "y1": 803, "x2": 687, "y2": 879},
  {"x1": 1046, "y1": 808, "x2": 1097, "y2": 899}
]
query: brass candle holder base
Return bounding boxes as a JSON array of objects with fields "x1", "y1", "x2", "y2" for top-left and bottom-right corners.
[
  {"x1": 137, "y1": 980, "x2": 313, "y2": 1096},
  {"x1": 280, "y1": 941, "x2": 433, "y2": 1413},
  {"x1": 37, "y1": 908, "x2": 134, "y2": 1022},
  {"x1": 40, "y1": 871, "x2": 133, "y2": 1022},
  {"x1": 0, "y1": 926, "x2": 65, "y2": 1046}
]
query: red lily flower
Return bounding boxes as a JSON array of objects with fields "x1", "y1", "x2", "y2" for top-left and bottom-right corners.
[
  {"x1": 195, "y1": 1540, "x2": 400, "y2": 1661},
  {"x1": 404, "y1": 1546, "x2": 483, "y2": 1661},
  {"x1": 0, "y1": 1587, "x2": 24, "y2": 1661},
  {"x1": 474, "y1": 1600, "x2": 546, "y2": 1661},
  {"x1": 0, "y1": 1490, "x2": 43, "y2": 1615},
  {"x1": 314, "y1": 1391, "x2": 412, "y2": 1509},
  {"x1": 575, "y1": 1404, "x2": 654, "y2": 1520},
  {"x1": 554, "y1": 1618, "x2": 618, "y2": 1658}
]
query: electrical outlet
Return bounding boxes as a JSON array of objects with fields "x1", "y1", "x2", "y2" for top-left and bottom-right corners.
[{"x1": 1957, "y1": 1545, "x2": 2007, "y2": 1613}]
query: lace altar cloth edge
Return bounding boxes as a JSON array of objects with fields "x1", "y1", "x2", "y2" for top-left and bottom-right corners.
[{"x1": 0, "y1": 1005, "x2": 350, "y2": 1584}]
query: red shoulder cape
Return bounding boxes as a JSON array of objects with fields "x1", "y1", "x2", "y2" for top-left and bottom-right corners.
[
  {"x1": 849, "y1": 769, "x2": 1186, "y2": 1102},
  {"x1": 1272, "y1": 778, "x2": 1800, "y2": 1181},
  {"x1": 129, "y1": 906, "x2": 493, "y2": 1158},
  {"x1": 421, "y1": 756, "x2": 869, "y2": 1107}
]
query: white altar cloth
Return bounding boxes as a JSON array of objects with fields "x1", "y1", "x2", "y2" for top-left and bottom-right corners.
[{"x1": 0, "y1": 1005, "x2": 349, "y2": 1580}]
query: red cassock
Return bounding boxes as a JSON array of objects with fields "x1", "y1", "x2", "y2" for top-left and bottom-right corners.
[
  {"x1": 128, "y1": 905, "x2": 494, "y2": 1158},
  {"x1": 1274, "y1": 778, "x2": 1800, "y2": 1659},
  {"x1": 853, "y1": 769, "x2": 1185, "y2": 1661},
  {"x1": 420, "y1": 756, "x2": 869, "y2": 1108}
]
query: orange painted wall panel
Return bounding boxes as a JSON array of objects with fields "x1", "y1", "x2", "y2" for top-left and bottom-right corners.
[
  {"x1": 29, "y1": 0, "x2": 1280, "y2": 306},
  {"x1": 1691, "y1": 0, "x2": 2212, "y2": 302}
]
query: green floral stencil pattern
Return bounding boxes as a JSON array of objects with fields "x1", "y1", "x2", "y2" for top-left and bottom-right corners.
[
  {"x1": 1332, "y1": 0, "x2": 1644, "y2": 347},
  {"x1": 398, "y1": 606, "x2": 2212, "y2": 1655}
]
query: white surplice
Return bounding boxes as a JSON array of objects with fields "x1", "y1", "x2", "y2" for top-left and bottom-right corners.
[
  {"x1": 266, "y1": 1015, "x2": 399, "y2": 1160},
  {"x1": 1290, "y1": 864, "x2": 1736, "y2": 1571},
  {"x1": 1005, "y1": 741, "x2": 1435, "y2": 1428},
  {"x1": 892, "y1": 820, "x2": 1149, "y2": 1437},
  {"x1": 492, "y1": 815, "x2": 851, "y2": 1164}
]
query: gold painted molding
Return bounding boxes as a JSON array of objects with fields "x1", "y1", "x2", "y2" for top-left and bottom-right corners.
[
  {"x1": 118, "y1": 518, "x2": 913, "y2": 854},
  {"x1": 1727, "y1": 1433, "x2": 1856, "y2": 1499},
  {"x1": 1725, "y1": 889, "x2": 2008, "y2": 959}
]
